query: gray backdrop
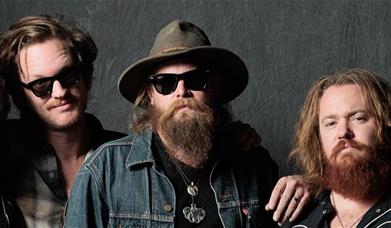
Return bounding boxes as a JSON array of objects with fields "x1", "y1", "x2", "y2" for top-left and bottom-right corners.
[{"x1": 1, "y1": 0, "x2": 390, "y2": 175}]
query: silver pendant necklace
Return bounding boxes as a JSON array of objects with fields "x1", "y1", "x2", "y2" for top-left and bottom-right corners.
[{"x1": 176, "y1": 165, "x2": 206, "y2": 224}]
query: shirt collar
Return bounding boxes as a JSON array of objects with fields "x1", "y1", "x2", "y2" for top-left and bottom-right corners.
[{"x1": 125, "y1": 129, "x2": 155, "y2": 169}]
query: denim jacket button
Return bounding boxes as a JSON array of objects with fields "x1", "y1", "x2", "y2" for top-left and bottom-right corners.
[{"x1": 164, "y1": 203, "x2": 173, "y2": 212}]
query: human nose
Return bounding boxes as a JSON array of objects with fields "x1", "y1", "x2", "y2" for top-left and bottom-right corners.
[
  {"x1": 337, "y1": 120, "x2": 354, "y2": 139},
  {"x1": 51, "y1": 80, "x2": 67, "y2": 98},
  {"x1": 174, "y1": 80, "x2": 191, "y2": 98}
]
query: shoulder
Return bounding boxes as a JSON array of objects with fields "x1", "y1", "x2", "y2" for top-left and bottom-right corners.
[
  {"x1": 227, "y1": 145, "x2": 278, "y2": 173},
  {"x1": 85, "y1": 134, "x2": 138, "y2": 166},
  {"x1": 85, "y1": 113, "x2": 127, "y2": 149},
  {"x1": 359, "y1": 188, "x2": 391, "y2": 226},
  {"x1": 100, "y1": 129, "x2": 126, "y2": 143},
  {"x1": 83, "y1": 130, "x2": 153, "y2": 170},
  {"x1": 219, "y1": 145, "x2": 279, "y2": 193}
]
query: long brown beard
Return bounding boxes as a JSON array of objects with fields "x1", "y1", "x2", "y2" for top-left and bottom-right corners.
[
  {"x1": 323, "y1": 139, "x2": 391, "y2": 201},
  {"x1": 152, "y1": 99, "x2": 215, "y2": 167}
]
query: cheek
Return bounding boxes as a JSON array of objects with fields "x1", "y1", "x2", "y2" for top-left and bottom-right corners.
[
  {"x1": 192, "y1": 90, "x2": 213, "y2": 105},
  {"x1": 320, "y1": 129, "x2": 333, "y2": 157},
  {"x1": 24, "y1": 90, "x2": 44, "y2": 108},
  {"x1": 74, "y1": 80, "x2": 87, "y2": 96},
  {"x1": 150, "y1": 93, "x2": 170, "y2": 110},
  {"x1": 360, "y1": 125, "x2": 378, "y2": 144}
]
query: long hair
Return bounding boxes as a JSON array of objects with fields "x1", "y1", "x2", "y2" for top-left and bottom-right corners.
[
  {"x1": 0, "y1": 15, "x2": 97, "y2": 113},
  {"x1": 129, "y1": 85, "x2": 152, "y2": 133},
  {"x1": 290, "y1": 68, "x2": 391, "y2": 195}
]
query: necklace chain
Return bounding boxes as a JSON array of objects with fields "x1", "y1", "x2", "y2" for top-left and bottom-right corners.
[
  {"x1": 176, "y1": 164, "x2": 201, "y2": 186},
  {"x1": 331, "y1": 192, "x2": 364, "y2": 228},
  {"x1": 174, "y1": 163, "x2": 206, "y2": 224}
]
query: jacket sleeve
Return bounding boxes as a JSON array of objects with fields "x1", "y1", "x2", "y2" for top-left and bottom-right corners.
[{"x1": 64, "y1": 168, "x2": 108, "y2": 228}]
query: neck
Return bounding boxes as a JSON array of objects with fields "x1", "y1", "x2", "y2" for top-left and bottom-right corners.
[
  {"x1": 329, "y1": 189, "x2": 385, "y2": 228},
  {"x1": 44, "y1": 116, "x2": 90, "y2": 197},
  {"x1": 45, "y1": 117, "x2": 89, "y2": 160}
]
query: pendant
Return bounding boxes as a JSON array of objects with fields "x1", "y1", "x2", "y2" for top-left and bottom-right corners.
[
  {"x1": 187, "y1": 182, "x2": 199, "y2": 196},
  {"x1": 183, "y1": 203, "x2": 206, "y2": 224}
]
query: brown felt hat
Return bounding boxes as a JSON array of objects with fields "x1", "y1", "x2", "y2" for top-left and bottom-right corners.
[{"x1": 118, "y1": 20, "x2": 248, "y2": 105}]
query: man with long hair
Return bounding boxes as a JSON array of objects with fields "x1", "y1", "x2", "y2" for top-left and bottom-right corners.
[
  {"x1": 65, "y1": 20, "x2": 310, "y2": 227},
  {"x1": 0, "y1": 15, "x2": 125, "y2": 227},
  {"x1": 0, "y1": 15, "x2": 303, "y2": 227},
  {"x1": 285, "y1": 68, "x2": 391, "y2": 227}
]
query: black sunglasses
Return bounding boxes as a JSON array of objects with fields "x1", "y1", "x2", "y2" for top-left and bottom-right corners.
[
  {"x1": 20, "y1": 66, "x2": 81, "y2": 97},
  {"x1": 148, "y1": 68, "x2": 210, "y2": 95}
]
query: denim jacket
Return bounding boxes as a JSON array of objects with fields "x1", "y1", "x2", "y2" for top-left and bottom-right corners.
[{"x1": 65, "y1": 130, "x2": 279, "y2": 228}]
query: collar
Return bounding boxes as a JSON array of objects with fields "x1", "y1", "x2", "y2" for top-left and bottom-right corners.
[
  {"x1": 359, "y1": 186, "x2": 391, "y2": 225},
  {"x1": 125, "y1": 129, "x2": 156, "y2": 170},
  {"x1": 308, "y1": 188, "x2": 391, "y2": 227}
]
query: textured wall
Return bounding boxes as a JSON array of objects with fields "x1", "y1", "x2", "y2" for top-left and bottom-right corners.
[{"x1": 1, "y1": 0, "x2": 390, "y2": 175}]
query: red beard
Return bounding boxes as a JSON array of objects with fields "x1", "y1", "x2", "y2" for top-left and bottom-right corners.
[{"x1": 323, "y1": 139, "x2": 391, "y2": 201}]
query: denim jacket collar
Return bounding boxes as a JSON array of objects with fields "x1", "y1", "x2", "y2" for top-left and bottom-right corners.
[{"x1": 125, "y1": 129, "x2": 155, "y2": 170}]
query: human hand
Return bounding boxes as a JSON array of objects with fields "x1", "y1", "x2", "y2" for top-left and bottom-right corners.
[
  {"x1": 265, "y1": 175, "x2": 311, "y2": 225},
  {"x1": 221, "y1": 121, "x2": 262, "y2": 151}
]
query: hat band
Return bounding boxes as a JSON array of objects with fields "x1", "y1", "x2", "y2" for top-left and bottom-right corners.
[{"x1": 158, "y1": 46, "x2": 189, "y2": 55}]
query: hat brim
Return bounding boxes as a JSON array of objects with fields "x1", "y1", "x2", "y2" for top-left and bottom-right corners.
[{"x1": 118, "y1": 46, "x2": 248, "y2": 106}]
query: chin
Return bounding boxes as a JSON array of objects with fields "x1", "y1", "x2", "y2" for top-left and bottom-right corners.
[
  {"x1": 175, "y1": 110, "x2": 196, "y2": 119},
  {"x1": 46, "y1": 112, "x2": 83, "y2": 130}
]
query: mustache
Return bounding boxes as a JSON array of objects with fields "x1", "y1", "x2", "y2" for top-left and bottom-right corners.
[
  {"x1": 48, "y1": 93, "x2": 77, "y2": 109},
  {"x1": 331, "y1": 139, "x2": 365, "y2": 159},
  {"x1": 165, "y1": 99, "x2": 211, "y2": 117}
]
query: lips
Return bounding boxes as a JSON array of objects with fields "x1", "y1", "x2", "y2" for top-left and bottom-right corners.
[
  {"x1": 50, "y1": 100, "x2": 76, "y2": 111},
  {"x1": 175, "y1": 105, "x2": 192, "y2": 112},
  {"x1": 331, "y1": 140, "x2": 359, "y2": 159},
  {"x1": 339, "y1": 145, "x2": 355, "y2": 154},
  {"x1": 342, "y1": 142, "x2": 354, "y2": 149}
]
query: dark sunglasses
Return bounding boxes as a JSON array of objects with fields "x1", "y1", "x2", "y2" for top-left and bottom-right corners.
[
  {"x1": 20, "y1": 66, "x2": 81, "y2": 97},
  {"x1": 148, "y1": 68, "x2": 210, "y2": 95}
]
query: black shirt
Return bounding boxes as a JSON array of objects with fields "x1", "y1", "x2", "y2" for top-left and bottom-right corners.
[
  {"x1": 152, "y1": 134, "x2": 224, "y2": 228},
  {"x1": 283, "y1": 190, "x2": 391, "y2": 228}
]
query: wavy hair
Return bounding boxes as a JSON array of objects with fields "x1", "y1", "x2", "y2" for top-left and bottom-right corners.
[
  {"x1": 290, "y1": 68, "x2": 391, "y2": 195},
  {"x1": 0, "y1": 15, "x2": 97, "y2": 112}
]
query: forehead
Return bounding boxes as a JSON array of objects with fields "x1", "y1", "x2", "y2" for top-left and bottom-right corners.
[
  {"x1": 19, "y1": 38, "x2": 71, "y2": 81},
  {"x1": 153, "y1": 61, "x2": 198, "y2": 74},
  {"x1": 319, "y1": 84, "x2": 367, "y2": 118}
]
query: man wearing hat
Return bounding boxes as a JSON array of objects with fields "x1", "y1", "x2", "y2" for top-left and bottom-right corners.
[
  {"x1": 65, "y1": 20, "x2": 309, "y2": 227},
  {"x1": 0, "y1": 14, "x2": 282, "y2": 226}
]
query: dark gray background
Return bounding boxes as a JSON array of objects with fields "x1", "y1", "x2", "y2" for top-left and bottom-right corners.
[{"x1": 1, "y1": 0, "x2": 390, "y2": 175}]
